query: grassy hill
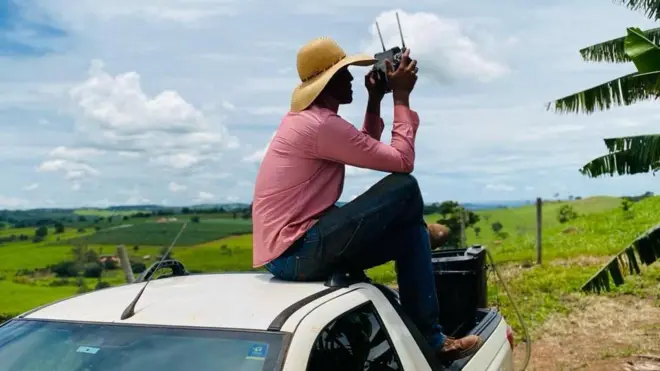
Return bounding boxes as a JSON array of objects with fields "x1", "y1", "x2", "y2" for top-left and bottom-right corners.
[{"x1": 1, "y1": 195, "x2": 659, "y2": 340}]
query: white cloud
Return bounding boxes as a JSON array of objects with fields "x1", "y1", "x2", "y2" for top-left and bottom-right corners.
[
  {"x1": 23, "y1": 183, "x2": 39, "y2": 191},
  {"x1": 345, "y1": 166, "x2": 375, "y2": 177},
  {"x1": 37, "y1": 59, "x2": 240, "y2": 186},
  {"x1": 0, "y1": 196, "x2": 27, "y2": 209},
  {"x1": 364, "y1": 10, "x2": 509, "y2": 84},
  {"x1": 195, "y1": 191, "x2": 215, "y2": 202},
  {"x1": 49, "y1": 146, "x2": 104, "y2": 160},
  {"x1": 149, "y1": 153, "x2": 201, "y2": 169},
  {"x1": 71, "y1": 60, "x2": 206, "y2": 136},
  {"x1": 38, "y1": 159, "x2": 99, "y2": 179},
  {"x1": 41, "y1": 0, "x2": 242, "y2": 25},
  {"x1": 221, "y1": 101, "x2": 236, "y2": 111},
  {"x1": 168, "y1": 182, "x2": 187, "y2": 192},
  {"x1": 485, "y1": 183, "x2": 516, "y2": 192},
  {"x1": 125, "y1": 195, "x2": 151, "y2": 205},
  {"x1": 248, "y1": 106, "x2": 288, "y2": 116},
  {"x1": 244, "y1": 132, "x2": 275, "y2": 163}
]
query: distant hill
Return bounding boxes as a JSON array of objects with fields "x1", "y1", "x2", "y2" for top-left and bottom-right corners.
[{"x1": 462, "y1": 200, "x2": 534, "y2": 210}]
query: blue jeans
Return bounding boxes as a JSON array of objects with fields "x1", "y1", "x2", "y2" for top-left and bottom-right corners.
[{"x1": 264, "y1": 173, "x2": 446, "y2": 348}]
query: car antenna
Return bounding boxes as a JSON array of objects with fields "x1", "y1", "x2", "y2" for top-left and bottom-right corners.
[{"x1": 120, "y1": 221, "x2": 188, "y2": 320}]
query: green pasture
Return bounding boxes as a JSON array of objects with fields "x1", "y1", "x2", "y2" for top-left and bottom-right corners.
[
  {"x1": 2, "y1": 195, "x2": 660, "y2": 336},
  {"x1": 200, "y1": 218, "x2": 252, "y2": 225},
  {"x1": 0, "y1": 226, "x2": 94, "y2": 243},
  {"x1": 74, "y1": 209, "x2": 140, "y2": 217},
  {"x1": 68, "y1": 220, "x2": 253, "y2": 246}
]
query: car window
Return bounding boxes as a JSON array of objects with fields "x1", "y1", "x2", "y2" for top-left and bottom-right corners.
[
  {"x1": 0, "y1": 319, "x2": 286, "y2": 371},
  {"x1": 307, "y1": 302, "x2": 404, "y2": 371}
]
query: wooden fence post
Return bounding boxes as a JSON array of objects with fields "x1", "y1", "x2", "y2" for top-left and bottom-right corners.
[
  {"x1": 536, "y1": 197, "x2": 543, "y2": 265},
  {"x1": 460, "y1": 207, "x2": 466, "y2": 248},
  {"x1": 117, "y1": 245, "x2": 135, "y2": 283}
]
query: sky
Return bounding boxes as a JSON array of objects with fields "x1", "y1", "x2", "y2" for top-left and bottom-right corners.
[{"x1": 1, "y1": 0, "x2": 660, "y2": 209}]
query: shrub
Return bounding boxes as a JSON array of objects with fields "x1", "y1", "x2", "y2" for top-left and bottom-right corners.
[
  {"x1": 557, "y1": 205, "x2": 578, "y2": 223},
  {"x1": 50, "y1": 261, "x2": 79, "y2": 278},
  {"x1": 75, "y1": 277, "x2": 89, "y2": 294},
  {"x1": 102, "y1": 259, "x2": 118, "y2": 270},
  {"x1": 621, "y1": 199, "x2": 633, "y2": 211},
  {"x1": 83, "y1": 263, "x2": 103, "y2": 278},
  {"x1": 35, "y1": 226, "x2": 48, "y2": 238},
  {"x1": 54, "y1": 223, "x2": 65, "y2": 234}
]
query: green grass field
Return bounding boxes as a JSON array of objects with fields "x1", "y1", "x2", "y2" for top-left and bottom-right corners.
[
  {"x1": 67, "y1": 219, "x2": 253, "y2": 246},
  {"x1": 74, "y1": 209, "x2": 140, "y2": 217},
  {"x1": 1, "y1": 195, "x2": 659, "y2": 338}
]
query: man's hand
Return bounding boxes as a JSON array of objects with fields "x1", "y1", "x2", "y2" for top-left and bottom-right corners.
[
  {"x1": 365, "y1": 70, "x2": 386, "y2": 102},
  {"x1": 384, "y1": 48, "x2": 418, "y2": 95}
]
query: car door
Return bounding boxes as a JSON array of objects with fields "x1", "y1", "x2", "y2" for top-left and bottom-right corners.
[{"x1": 281, "y1": 288, "x2": 432, "y2": 371}]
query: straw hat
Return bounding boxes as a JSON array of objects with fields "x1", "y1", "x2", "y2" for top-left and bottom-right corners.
[{"x1": 290, "y1": 37, "x2": 376, "y2": 112}]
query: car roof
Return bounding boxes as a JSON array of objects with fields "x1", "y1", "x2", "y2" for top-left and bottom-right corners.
[{"x1": 21, "y1": 273, "x2": 350, "y2": 331}]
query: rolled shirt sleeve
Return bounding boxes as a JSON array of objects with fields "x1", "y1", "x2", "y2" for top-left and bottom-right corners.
[{"x1": 315, "y1": 105, "x2": 420, "y2": 173}]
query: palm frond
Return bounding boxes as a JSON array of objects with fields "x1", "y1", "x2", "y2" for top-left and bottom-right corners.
[
  {"x1": 579, "y1": 135, "x2": 660, "y2": 177},
  {"x1": 579, "y1": 27, "x2": 660, "y2": 63},
  {"x1": 547, "y1": 71, "x2": 660, "y2": 114},
  {"x1": 615, "y1": 0, "x2": 660, "y2": 20}
]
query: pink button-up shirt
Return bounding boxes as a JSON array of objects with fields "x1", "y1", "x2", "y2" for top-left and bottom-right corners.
[{"x1": 251, "y1": 103, "x2": 420, "y2": 267}]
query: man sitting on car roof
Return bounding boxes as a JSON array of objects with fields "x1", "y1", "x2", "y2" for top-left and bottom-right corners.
[{"x1": 251, "y1": 37, "x2": 483, "y2": 362}]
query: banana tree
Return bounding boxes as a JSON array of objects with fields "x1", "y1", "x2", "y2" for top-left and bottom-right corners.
[{"x1": 549, "y1": 25, "x2": 660, "y2": 177}]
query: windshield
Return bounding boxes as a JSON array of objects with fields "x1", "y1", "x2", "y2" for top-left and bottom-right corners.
[{"x1": 0, "y1": 319, "x2": 287, "y2": 371}]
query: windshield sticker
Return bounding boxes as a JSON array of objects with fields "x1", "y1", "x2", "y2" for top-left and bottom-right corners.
[
  {"x1": 246, "y1": 343, "x2": 269, "y2": 360},
  {"x1": 76, "y1": 346, "x2": 100, "y2": 354}
]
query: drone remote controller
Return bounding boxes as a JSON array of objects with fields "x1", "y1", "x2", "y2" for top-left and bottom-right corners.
[{"x1": 372, "y1": 12, "x2": 407, "y2": 94}]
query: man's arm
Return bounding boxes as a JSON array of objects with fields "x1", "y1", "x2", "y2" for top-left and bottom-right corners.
[
  {"x1": 361, "y1": 96, "x2": 385, "y2": 141},
  {"x1": 316, "y1": 102, "x2": 419, "y2": 173}
]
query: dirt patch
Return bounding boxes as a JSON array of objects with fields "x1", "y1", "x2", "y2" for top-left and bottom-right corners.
[
  {"x1": 513, "y1": 295, "x2": 660, "y2": 370},
  {"x1": 549, "y1": 255, "x2": 612, "y2": 268}
]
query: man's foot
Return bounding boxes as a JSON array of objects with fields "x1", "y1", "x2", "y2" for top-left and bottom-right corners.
[{"x1": 435, "y1": 334, "x2": 483, "y2": 362}]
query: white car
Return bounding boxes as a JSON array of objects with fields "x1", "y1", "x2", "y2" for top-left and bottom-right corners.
[{"x1": 0, "y1": 263, "x2": 515, "y2": 370}]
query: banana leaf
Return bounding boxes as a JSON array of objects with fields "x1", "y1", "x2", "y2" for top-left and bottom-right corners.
[
  {"x1": 579, "y1": 27, "x2": 660, "y2": 63},
  {"x1": 580, "y1": 134, "x2": 660, "y2": 177},
  {"x1": 625, "y1": 27, "x2": 660, "y2": 72},
  {"x1": 549, "y1": 27, "x2": 660, "y2": 115},
  {"x1": 616, "y1": 0, "x2": 660, "y2": 21}
]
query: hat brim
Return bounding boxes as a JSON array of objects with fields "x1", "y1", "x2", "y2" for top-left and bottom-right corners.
[{"x1": 290, "y1": 53, "x2": 376, "y2": 113}]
